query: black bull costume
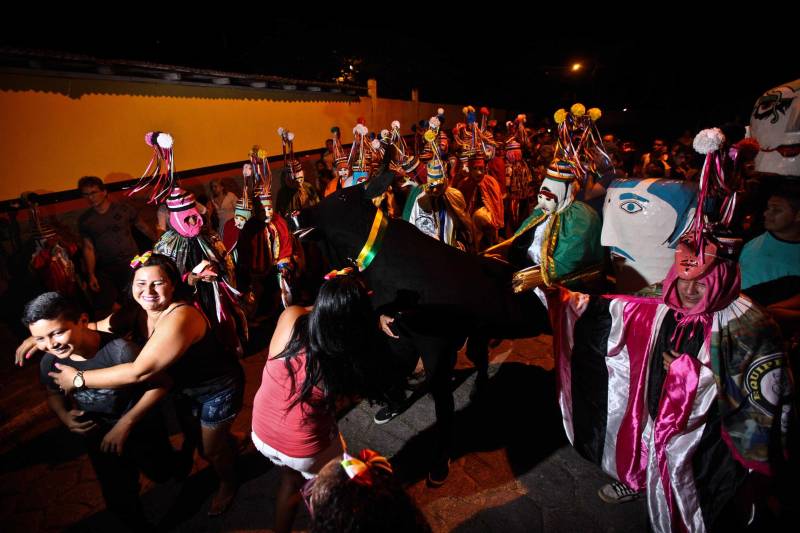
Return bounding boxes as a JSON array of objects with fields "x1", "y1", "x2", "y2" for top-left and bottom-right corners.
[{"x1": 299, "y1": 168, "x2": 549, "y2": 473}]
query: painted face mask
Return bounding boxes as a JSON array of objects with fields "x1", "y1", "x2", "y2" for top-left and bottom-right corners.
[
  {"x1": 750, "y1": 79, "x2": 800, "y2": 176},
  {"x1": 233, "y1": 191, "x2": 253, "y2": 229},
  {"x1": 259, "y1": 193, "x2": 273, "y2": 222},
  {"x1": 234, "y1": 215, "x2": 248, "y2": 230},
  {"x1": 536, "y1": 181, "x2": 563, "y2": 214},
  {"x1": 537, "y1": 160, "x2": 576, "y2": 214},
  {"x1": 166, "y1": 187, "x2": 203, "y2": 237},
  {"x1": 674, "y1": 239, "x2": 717, "y2": 280}
]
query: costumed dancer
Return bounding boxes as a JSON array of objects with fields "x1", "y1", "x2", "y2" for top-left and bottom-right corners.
[
  {"x1": 548, "y1": 128, "x2": 792, "y2": 532},
  {"x1": 385, "y1": 119, "x2": 422, "y2": 213},
  {"x1": 483, "y1": 104, "x2": 605, "y2": 305},
  {"x1": 275, "y1": 128, "x2": 319, "y2": 218},
  {"x1": 26, "y1": 196, "x2": 82, "y2": 297},
  {"x1": 223, "y1": 146, "x2": 268, "y2": 263},
  {"x1": 452, "y1": 106, "x2": 504, "y2": 249},
  {"x1": 504, "y1": 114, "x2": 534, "y2": 229},
  {"x1": 323, "y1": 126, "x2": 354, "y2": 196},
  {"x1": 131, "y1": 131, "x2": 246, "y2": 353},
  {"x1": 235, "y1": 144, "x2": 300, "y2": 317},
  {"x1": 403, "y1": 122, "x2": 475, "y2": 251}
]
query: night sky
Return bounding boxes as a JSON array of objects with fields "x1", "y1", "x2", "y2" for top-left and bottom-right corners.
[{"x1": 3, "y1": 21, "x2": 797, "y2": 143}]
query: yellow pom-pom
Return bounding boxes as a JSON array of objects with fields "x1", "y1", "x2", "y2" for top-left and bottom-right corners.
[
  {"x1": 554, "y1": 109, "x2": 567, "y2": 124},
  {"x1": 588, "y1": 108, "x2": 602, "y2": 121},
  {"x1": 424, "y1": 130, "x2": 437, "y2": 143},
  {"x1": 571, "y1": 103, "x2": 586, "y2": 117},
  {"x1": 257, "y1": 149, "x2": 268, "y2": 160}
]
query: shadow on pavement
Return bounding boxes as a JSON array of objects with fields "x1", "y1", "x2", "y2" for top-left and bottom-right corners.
[{"x1": 391, "y1": 362, "x2": 566, "y2": 485}]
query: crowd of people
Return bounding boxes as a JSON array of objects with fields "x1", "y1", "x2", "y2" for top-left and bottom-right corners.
[{"x1": 8, "y1": 79, "x2": 800, "y2": 532}]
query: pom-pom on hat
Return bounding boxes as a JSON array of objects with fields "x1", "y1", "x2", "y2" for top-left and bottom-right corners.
[{"x1": 131, "y1": 131, "x2": 177, "y2": 204}]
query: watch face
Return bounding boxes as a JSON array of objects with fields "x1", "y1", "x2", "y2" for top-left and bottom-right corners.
[{"x1": 74, "y1": 374, "x2": 84, "y2": 388}]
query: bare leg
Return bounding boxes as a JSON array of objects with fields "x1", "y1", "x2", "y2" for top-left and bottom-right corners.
[
  {"x1": 275, "y1": 466, "x2": 305, "y2": 533},
  {"x1": 201, "y1": 422, "x2": 238, "y2": 515}
]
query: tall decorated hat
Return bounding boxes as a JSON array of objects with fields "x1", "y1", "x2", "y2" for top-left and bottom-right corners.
[
  {"x1": 330, "y1": 126, "x2": 350, "y2": 177},
  {"x1": 249, "y1": 144, "x2": 273, "y2": 215},
  {"x1": 551, "y1": 103, "x2": 611, "y2": 183},
  {"x1": 278, "y1": 128, "x2": 304, "y2": 184},
  {"x1": 130, "y1": 131, "x2": 176, "y2": 204},
  {"x1": 504, "y1": 114, "x2": 529, "y2": 162},
  {"x1": 348, "y1": 118, "x2": 371, "y2": 184},
  {"x1": 423, "y1": 119, "x2": 448, "y2": 191},
  {"x1": 674, "y1": 127, "x2": 743, "y2": 280}
]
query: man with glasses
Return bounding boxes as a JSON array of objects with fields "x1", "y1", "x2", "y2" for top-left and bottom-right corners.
[{"x1": 77, "y1": 176, "x2": 154, "y2": 317}]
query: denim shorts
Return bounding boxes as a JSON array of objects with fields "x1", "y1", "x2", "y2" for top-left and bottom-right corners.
[{"x1": 180, "y1": 372, "x2": 244, "y2": 428}]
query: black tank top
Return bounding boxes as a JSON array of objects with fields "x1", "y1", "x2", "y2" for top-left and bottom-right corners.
[{"x1": 143, "y1": 303, "x2": 242, "y2": 392}]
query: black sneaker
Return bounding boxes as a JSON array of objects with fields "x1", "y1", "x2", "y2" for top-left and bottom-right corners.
[
  {"x1": 426, "y1": 459, "x2": 450, "y2": 488},
  {"x1": 373, "y1": 405, "x2": 403, "y2": 425}
]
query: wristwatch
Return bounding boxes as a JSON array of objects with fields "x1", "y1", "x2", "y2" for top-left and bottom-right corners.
[{"x1": 73, "y1": 370, "x2": 86, "y2": 390}]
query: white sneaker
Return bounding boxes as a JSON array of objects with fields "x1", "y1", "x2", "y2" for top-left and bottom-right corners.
[{"x1": 598, "y1": 481, "x2": 640, "y2": 504}]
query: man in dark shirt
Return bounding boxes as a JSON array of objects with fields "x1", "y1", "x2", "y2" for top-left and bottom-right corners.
[
  {"x1": 23, "y1": 292, "x2": 174, "y2": 527},
  {"x1": 77, "y1": 176, "x2": 155, "y2": 318}
]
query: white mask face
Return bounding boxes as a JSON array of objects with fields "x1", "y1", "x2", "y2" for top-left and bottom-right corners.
[
  {"x1": 751, "y1": 79, "x2": 800, "y2": 176},
  {"x1": 601, "y1": 178, "x2": 696, "y2": 290},
  {"x1": 536, "y1": 191, "x2": 558, "y2": 214},
  {"x1": 234, "y1": 215, "x2": 247, "y2": 229},
  {"x1": 535, "y1": 178, "x2": 568, "y2": 214}
]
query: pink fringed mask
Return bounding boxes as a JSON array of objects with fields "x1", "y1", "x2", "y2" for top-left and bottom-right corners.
[{"x1": 166, "y1": 187, "x2": 203, "y2": 237}]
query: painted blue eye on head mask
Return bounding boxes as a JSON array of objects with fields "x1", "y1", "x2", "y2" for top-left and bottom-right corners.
[{"x1": 620, "y1": 200, "x2": 643, "y2": 214}]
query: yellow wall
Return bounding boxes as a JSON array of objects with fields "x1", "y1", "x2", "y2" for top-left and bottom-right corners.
[{"x1": 0, "y1": 72, "x2": 496, "y2": 200}]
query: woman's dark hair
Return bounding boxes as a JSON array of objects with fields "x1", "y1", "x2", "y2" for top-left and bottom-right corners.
[
  {"x1": 310, "y1": 460, "x2": 432, "y2": 533},
  {"x1": 129, "y1": 253, "x2": 193, "y2": 302},
  {"x1": 22, "y1": 292, "x2": 83, "y2": 327},
  {"x1": 277, "y1": 273, "x2": 401, "y2": 411}
]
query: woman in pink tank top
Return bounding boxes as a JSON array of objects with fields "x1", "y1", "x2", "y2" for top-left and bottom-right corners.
[{"x1": 252, "y1": 271, "x2": 399, "y2": 533}]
